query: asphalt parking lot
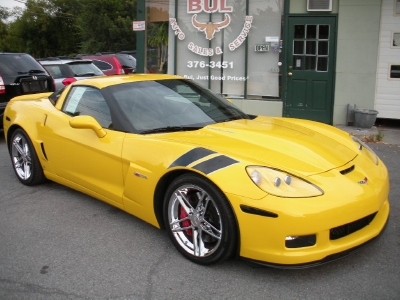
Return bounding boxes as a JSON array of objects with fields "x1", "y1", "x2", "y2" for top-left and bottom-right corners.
[{"x1": 0, "y1": 131, "x2": 399, "y2": 300}]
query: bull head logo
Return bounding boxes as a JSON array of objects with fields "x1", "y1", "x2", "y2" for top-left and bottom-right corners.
[{"x1": 192, "y1": 13, "x2": 231, "y2": 40}]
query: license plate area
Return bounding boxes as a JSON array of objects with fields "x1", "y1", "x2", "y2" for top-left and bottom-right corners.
[{"x1": 20, "y1": 77, "x2": 48, "y2": 93}]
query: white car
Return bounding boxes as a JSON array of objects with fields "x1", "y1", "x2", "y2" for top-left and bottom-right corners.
[{"x1": 39, "y1": 57, "x2": 104, "y2": 91}]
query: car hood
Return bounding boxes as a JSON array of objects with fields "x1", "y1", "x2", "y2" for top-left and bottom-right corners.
[{"x1": 157, "y1": 116, "x2": 358, "y2": 177}]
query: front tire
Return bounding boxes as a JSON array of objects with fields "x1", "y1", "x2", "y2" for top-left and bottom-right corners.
[
  {"x1": 164, "y1": 174, "x2": 238, "y2": 265},
  {"x1": 10, "y1": 129, "x2": 46, "y2": 186}
]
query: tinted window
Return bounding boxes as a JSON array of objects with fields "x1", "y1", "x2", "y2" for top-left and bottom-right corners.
[
  {"x1": 116, "y1": 54, "x2": 136, "y2": 68},
  {"x1": 91, "y1": 60, "x2": 113, "y2": 71},
  {"x1": 0, "y1": 54, "x2": 47, "y2": 77},
  {"x1": 68, "y1": 62, "x2": 104, "y2": 76},
  {"x1": 63, "y1": 86, "x2": 112, "y2": 128},
  {"x1": 43, "y1": 64, "x2": 74, "y2": 79}
]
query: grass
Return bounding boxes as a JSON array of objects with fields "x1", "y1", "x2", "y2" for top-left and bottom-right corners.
[{"x1": 362, "y1": 131, "x2": 384, "y2": 143}]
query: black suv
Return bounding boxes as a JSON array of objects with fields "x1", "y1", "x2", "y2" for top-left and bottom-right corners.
[{"x1": 0, "y1": 52, "x2": 55, "y2": 128}]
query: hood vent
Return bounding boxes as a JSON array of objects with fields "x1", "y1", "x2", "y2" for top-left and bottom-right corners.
[
  {"x1": 340, "y1": 165, "x2": 355, "y2": 175},
  {"x1": 307, "y1": 0, "x2": 332, "y2": 11}
]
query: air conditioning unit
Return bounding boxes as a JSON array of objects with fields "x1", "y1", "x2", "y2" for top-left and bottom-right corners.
[{"x1": 307, "y1": 0, "x2": 332, "y2": 11}]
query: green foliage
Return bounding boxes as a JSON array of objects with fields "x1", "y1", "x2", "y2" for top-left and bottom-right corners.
[
  {"x1": 148, "y1": 22, "x2": 168, "y2": 72},
  {"x1": 1, "y1": 0, "x2": 137, "y2": 57},
  {"x1": 77, "y1": 0, "x2": 137, "y2": 54}
]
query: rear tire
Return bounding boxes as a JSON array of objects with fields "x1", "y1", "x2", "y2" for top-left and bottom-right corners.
[
  {"x1": 163, "y1": 174, "x2": 237, "y2": 265},
  {"x1": 10, "y1": 129, "x2": 46, "y2": 186}
]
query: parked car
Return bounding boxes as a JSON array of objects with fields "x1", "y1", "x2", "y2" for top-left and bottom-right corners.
[
  {"x1": 0, "y1": 52, "x2": 55, "y2": 128},
  {"x1": 38, "y1": 57, "x2": 105, "y2": 91},
  {"x1": 2, "y1": 74, "x2": 390, "y2": 267},
  {"x1": 77, "y1": 53, "x2": 136, "y2": 75}
]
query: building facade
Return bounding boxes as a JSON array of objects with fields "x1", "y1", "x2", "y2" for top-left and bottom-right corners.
[{"x1": 139, "y1": 0, "x2": 400, "y2": 124}]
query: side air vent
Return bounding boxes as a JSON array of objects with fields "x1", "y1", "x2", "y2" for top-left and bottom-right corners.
[
  {"x1": 307, "y1": 0, "x2": 332, "y2": 11},
  {"x1": 340, "y1": 165, "x2": 355, "y2": 175}
]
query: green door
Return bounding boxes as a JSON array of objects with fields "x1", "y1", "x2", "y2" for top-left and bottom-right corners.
[{"x1": 284, "y1": 16, "x2": 337, "y2": 124}]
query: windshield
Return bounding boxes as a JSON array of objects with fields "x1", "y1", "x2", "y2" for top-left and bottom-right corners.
[
  {"x1": 0, "y1": 53, "x2": 47, "y2": 77},
  {"x1": 105, "y1": 79, "x2": 249, "y2": 133}
]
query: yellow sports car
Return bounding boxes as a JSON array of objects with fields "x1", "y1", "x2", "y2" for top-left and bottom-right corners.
[{"x1": 2, "y1": 74, "x2": 390, "y2": 268}]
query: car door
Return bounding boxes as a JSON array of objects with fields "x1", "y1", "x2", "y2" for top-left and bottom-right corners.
[{"x1": 41, "y1": 86, "x2": 125, "y2": 207}]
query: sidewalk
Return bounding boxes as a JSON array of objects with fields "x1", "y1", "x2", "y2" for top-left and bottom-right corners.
[{"x1": 336, "y1": 125, "x2": 400, "y2": 145}]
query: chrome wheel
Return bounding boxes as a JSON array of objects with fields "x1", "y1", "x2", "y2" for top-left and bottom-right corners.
[
  {"x1": 11, "y1": 132, "x2": 32, "y2": 180},
  {"x1": 168, "y1": 184, "x2": 222, "y2": 257},
  {"x1": 9, "y1": 129, "x2": 46, "y2": 186},
  {"x1": 164, "y1": 174, "x2": 237, "y2": 265}
]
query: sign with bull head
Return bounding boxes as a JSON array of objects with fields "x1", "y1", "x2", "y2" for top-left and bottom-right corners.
[{"x1": 192, "y1": 13, "x2": 231, "y2": 40}]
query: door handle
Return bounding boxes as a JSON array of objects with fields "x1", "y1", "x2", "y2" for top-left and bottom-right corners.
[{"x1": 288, "y1": 72, "x2": 293, "y2": 76}]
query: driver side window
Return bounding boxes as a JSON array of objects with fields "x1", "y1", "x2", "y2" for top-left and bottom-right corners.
[{"x1": 63, "y1": 86, "x2": 112, "y2": 128}]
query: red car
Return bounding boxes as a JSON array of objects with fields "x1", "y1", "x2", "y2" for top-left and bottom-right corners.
[{"x1": 77, "y1": 53, "x2": 136, "y2": 75}]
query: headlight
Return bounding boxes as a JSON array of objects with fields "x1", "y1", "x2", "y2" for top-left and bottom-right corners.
[
  {"x1": 352, "y1": 136, "x2": 378, "y2": 165},
  {"x1": 246, "y1": 166, "x2": 323, "y2": 198}
]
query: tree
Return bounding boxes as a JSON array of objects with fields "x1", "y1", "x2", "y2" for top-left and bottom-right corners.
[
  {"x1": 1, "y1": 0, "x2": 137, "y2": 57},
  {"x1": 1, "y1": 0, "x2": 81, "y2": 57},
  {"x1": 0, "y1": 7, "x2": 10, "y2": 50},
  {"x1": 76, "y1": 0, "x2": 137, "y2": 54},
  {"x1": 147, "y1": 21, "x2": 168, "y2": 73}
]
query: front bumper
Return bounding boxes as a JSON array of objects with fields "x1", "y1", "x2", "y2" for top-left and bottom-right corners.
[{"x1": 226, "y1": 154, "x2": 390, "y2": 267}]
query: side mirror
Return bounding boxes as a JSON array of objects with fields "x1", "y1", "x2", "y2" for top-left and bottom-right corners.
[{"x1": 69, "y1": 116, "x2": 107, "y2": 138}]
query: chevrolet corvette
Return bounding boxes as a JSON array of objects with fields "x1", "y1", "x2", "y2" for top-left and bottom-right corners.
[{"x1": 2, "y1": 74, "x2": 390, "y2": 268}]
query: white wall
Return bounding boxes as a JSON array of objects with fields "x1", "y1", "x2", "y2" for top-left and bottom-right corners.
[
  {"x1": 375, "y1": 0, "x2": 400, "y2": 119},
  {"x1": 333, "y1": 0, "x2": 382, "y2": 125}
]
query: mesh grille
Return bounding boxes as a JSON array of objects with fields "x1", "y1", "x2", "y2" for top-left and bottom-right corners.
[{"x1": 330, "y1": 212, "x2": 377, "y2": 240}]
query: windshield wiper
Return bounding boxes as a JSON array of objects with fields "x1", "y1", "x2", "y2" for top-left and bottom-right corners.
[{"x1": 140, "y1": 126, "x2": 202, "y2": 134}]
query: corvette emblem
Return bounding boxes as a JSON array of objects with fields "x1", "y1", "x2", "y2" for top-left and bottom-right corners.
[
  {"x1": 358, "y1": 177, "x2": 368, "y2": 184},
  {"x1": 32, "y1": 76, "x2": 37, "y2": 80},
  {"x1": 134, "y1": 172, "x2": 148, "y2": 179}
]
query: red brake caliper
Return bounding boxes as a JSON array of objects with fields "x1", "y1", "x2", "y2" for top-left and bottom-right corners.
[{"x1": 180, "y1": 206, "x2": 193, "y2": 236}]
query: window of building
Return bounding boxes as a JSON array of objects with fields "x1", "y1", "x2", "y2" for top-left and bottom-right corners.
[
  {"x1": 395, "y1": 0, "x2": 400, "y2": 15},
  {"x1": 168, "y1": 0, "x2": 285, "y2": 100},
  {"x1": 392, "y1": 33, "x2": 400, "y2": 47},
  {"x1": 389, "y1": 64, "x2": 400, "y2": 79}
]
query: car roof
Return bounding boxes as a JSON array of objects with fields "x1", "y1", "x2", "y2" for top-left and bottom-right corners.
[
  {"x1": 38, "y1": 57, "x2": 94, "y2": 65},
  {"x1": 0, "y1": 52, "x2": 30, "y2": 55},
  {"x1": 73, "y1": 74, "x2": 183, "y2": 89},
  {"x1": 40, "y1": 59, "x2": 94, "y2": 65}
]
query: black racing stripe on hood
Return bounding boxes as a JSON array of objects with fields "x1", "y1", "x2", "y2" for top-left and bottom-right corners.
[
  {"x1": 169, "y1": 147, "x2": 216, "y2": 168},
  {"x1": 193, "y1": 155, "x2": 239, "y2": 175}
]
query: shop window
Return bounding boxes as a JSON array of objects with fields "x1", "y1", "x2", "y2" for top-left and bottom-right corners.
[
  {"x1": 170, "y1": 0, "x2": 285, "y2": 100},
  {"x1": 393, "y1": 33, "x2": 400, "y2": 47},
  {"x1": 389, "y1": 65, "x2": 400, "y2": 79}
]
